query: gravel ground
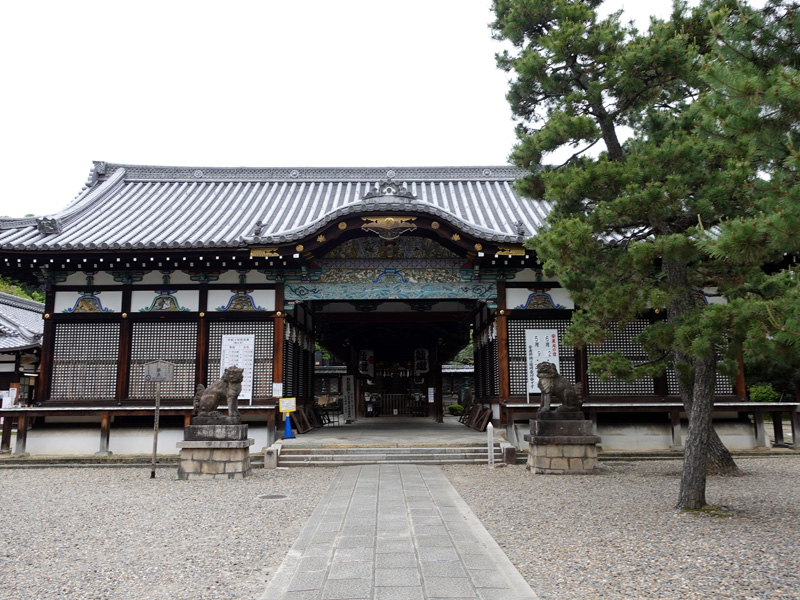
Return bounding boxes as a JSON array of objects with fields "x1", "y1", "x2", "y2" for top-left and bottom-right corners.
[
  {"x1": 0, "y1": 466, "x2": 337, "y2": 600},
  {"x1": 1, "y1": 459, "x2": 798, "y2": 600},
  {"x1": 444, "y1": 457, "x2": 800, "y2": 600}
]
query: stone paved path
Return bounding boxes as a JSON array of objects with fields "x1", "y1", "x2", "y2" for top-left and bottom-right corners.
[{"x1": 259, "y1": 464, "x2": 538, "y2": 600}]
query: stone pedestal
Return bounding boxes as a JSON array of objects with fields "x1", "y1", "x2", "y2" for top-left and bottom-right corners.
[
  {"x1": 177, "y1": 424, "x2": 254, "y2": 480},
  {"x1": 525, "y1": 412, "x2": 601, "y2": 474}
]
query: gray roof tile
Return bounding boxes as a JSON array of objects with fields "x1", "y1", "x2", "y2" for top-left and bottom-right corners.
[
  {"x1": 0, "y1": 292, "x2": 44, "y2": 351},
  {"x1": 0, "y1": 163, "x2": 550, "y2": 251}
]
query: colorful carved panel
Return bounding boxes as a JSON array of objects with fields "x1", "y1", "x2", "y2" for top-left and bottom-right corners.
[
  {"x1": 55, "y1": 291, "x2": 122, "y2": 313},
  {"x1": 285, "y1": 282, "x2": 496, "y2": 302},
  {"x1": 323, "y1": 237, "x2": 459, "y2": 260}
]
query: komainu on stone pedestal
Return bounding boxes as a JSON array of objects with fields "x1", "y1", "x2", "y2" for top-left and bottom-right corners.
[
  {"x1": 537, "y1": 361, "x2": 584, "y2": 416},
  {"x1": 192, "y1": 366, "x2": 243, "y2": 425},
  {"x1": 526, "y1": 363, "x2": 600, "y2": 474}
]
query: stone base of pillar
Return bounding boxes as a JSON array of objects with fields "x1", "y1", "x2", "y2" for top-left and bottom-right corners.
[
  {"x1": 524, "y1": 417, "x2": 601, "y2": 475},
  {"x1": 177, "y1": 424, "x2": 254, "y2": 480}
]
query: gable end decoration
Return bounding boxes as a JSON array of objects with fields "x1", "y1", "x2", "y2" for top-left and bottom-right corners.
[
  {"x1": 361, "y1": 216, "x2": 417, "y2": 240},
  {"x1": 362, "y1": 180, "x2": 416, "y2": 202}
]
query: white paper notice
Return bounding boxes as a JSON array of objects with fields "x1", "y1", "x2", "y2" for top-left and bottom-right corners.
[{"x1": 220, "y1": 335, "x2": 255, "y2": 401}]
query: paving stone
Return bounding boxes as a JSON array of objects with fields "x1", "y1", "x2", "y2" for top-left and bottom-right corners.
[
  {"x1": 375, "y1": 567, "x2": 422, "y2": 587},
  {"x1": 327, "y1": 561, "x2": 373, "y2": 580},
  {"x1": 374, "y1": 586, "x2": 426, "y2": 599},
  {"x1": 376, "y1": 552, "x2": 419, "y2": 568}
]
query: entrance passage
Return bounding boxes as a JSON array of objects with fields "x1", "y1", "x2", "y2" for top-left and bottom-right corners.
[{"x1": 310, "y1": 299, "x2": 478, "y2": 422}]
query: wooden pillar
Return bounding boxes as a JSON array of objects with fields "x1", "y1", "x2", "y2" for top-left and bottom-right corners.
[
  {"x1": 753, "y1": 408, "x2": 767, "y2": 447},
  {"x1": 771, "y1": 411, "x2": 785, "y2": 446},
  {"x1": 37, "y1": 293, "x2": 56, "y2": 402},
  {"x1": 433, "y1": 347, "x2": 443, "y2": 424},
  {"x1": 1, "y1": 415, "x2": 12, "y2": 452},
  {"x1": 116, "y1": 314, "x2": 132, "y2": 403},
  {"x1": 496, "y1": 282, "x2": 510, "y2": 426},
  {"x1": 13, "y1": 413, "x2": 29, "y2": 456},
  {"x1": 196, "y1": 314, "x2": 209, "y2": 388},
  {"x1": 266, "y1": 409, "x2": 276, "y2": 446},
  {"x1": 791, "y1": 405, "x2": 800, "y2": 450},
  {"x1": 272, "y1": 285, "x2": 285, "y2": 399},
  {"x1": 735, "y1": 355, "x2": 747, "y2": 400},
  {"x1": 97, "y1": 410, "x2": 112, "y2": 456},
  {"x1": 670, "y1": 408, "x2": 682, "y2": 449}
]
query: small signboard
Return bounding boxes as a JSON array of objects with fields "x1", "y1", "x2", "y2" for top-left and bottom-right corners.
[
  {"x1": 279, "y1": 397, "x2": 297, "y2": 413},
  {"x1": 428, "y1": 387, "x2": 435, "y2": 403},
  {"x1": 524, "y1": 329, "x2": 560, "y2": 395},
  {"x1": 342, "y1": 375, "x2": 356, "y2": 422},
  {"x1": 144, "y1": 361, "x2": 175, "y2": 382}
]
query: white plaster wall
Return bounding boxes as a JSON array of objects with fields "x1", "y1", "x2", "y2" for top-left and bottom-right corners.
[
  {"x1": 508, "y1": 420, "x2": 758, "y2": 452},
  {"x1": 12, "y1": 425, "x2": 273, "y2": 456}
]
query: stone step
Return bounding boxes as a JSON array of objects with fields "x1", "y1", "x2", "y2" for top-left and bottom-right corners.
[
  {"x1": 279, "y1": 458, "x2": 493, "y2": 467},
  {"x1": 280, "y1": 452, "x2": 498, "y2": 461},
  {"x1": 278, "y1": 445, "x2": 504, "y2": 467},
  {"x1": 279, "y1": 446, "x2": 501, "y2": 456}
]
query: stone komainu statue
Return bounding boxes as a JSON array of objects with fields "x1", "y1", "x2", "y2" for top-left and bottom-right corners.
[
  {"x1": 193, "y1": 366, "x2": 244, "y2": 422},
  {"x1": 537, "y1": 361, "x2": 584, "y2": 413}
]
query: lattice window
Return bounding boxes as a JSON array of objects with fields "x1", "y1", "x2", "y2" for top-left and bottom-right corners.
[
  {"x1": 507, "y1": 318, "x2": 575, "y2": 396},
  {"x1": 208, "y1": 321, "x2": 274, "y2": 399},
  {"x1": 51, "y1": 323, "x2": 119, "y2": 402},
  {"x1": 666, "y1": 369, "x2": 734, "y2": 396},
  {"x1": 587, "y1": 320, "x2": 654, "y2": 396},
  {"x1": 129, "y1": 323, "x2": 197, "y2": 400}
]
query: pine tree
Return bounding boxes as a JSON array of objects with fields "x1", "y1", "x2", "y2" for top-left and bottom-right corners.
[{"x1": 492, "y1": 0, "x2": 751, "y2": 509}]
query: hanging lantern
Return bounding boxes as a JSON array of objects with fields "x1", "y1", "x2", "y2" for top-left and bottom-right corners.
[
  {"x1": 413, "y1": 348, "x2": 429, "y2": 375},
  {"x1": 358, "y1": 348, "x2": 375, "y2": 377}
]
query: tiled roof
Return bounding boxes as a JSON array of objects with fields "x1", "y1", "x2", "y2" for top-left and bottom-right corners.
[
  {"x1": 0, "y1": 292, "x2": 44, "y2": 351},
  {"x1": 0, "y1": 163, "x2": 551, "y2": 251}
]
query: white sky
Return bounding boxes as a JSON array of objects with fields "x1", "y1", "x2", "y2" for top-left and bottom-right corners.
[{"x1": 1, "y1": 0, "x2": 679, "y2": 217}]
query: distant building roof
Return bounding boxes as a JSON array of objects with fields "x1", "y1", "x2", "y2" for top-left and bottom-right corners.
[
  {"x1": 0, "y1": 292, "x2": 44, "y2": 351},
  {"x1": 0, "y1": 163, "x2": 550, "y2": 252}
]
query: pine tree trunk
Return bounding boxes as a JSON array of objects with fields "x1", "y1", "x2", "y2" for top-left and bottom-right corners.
[
  {"x1": 664, "y1": 260, "x2": 741, "y2": 508},
  {"x1": 676, "y1": 355, "x2": 716, "y2": 510}
]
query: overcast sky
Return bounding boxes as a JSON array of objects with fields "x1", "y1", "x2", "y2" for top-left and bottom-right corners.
[{"x1": 1, "y1": 1, "x2": 682, "y2": 217}]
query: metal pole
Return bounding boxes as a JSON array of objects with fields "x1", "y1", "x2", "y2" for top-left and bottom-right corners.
[
  {"x1": 151, "y1": 380, "x2": 161, "y2": 479},
  {"x1": 487, "y1": 421, "x2": 495, "y2": 467}
]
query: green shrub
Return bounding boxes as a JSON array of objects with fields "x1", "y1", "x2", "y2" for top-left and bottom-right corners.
[
  {"x1": 447, "y1": 404, "x2": 464, "y2": 416},
  {"x1": 748, "y1": 383, "x2": 780, "y2": 403}
]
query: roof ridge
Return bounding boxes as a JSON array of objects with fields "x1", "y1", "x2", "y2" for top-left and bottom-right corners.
[
  {"x1": 0, "y1": 291, "x2": 45, "y2": 312},
  {"x1": 96, "y1": 163, "x2": 528, "y2": 182}
]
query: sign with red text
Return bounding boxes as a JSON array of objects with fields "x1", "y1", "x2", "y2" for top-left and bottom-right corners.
[{"x1": 524, "y1": 329, "x2": 560, "y2": 395}]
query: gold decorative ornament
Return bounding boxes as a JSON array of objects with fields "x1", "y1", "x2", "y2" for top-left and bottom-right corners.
[
  {"x1": 431, "y1": 221, "x2": 440, "y2": 229},
  {"x1": 361, "y1": 216, "x2": 417, "y2": 240},
  {"x1": 316, "y1": 234, "x2": 326, "y2": 242},
  {"x1": 122, "y1": 313, "x2": 128, "y2": 318},
  {"x1": 199, "y1": 312, "x2": 205, "y2": 318},
  {"x1": 250, "y1": 247, "x2": 280, "y2": 258},
  {"x1": 295, "y1": 244, "x2": 304, "y2": 252},
  {"x1": 338, "y1": 222, "x2": 347, "y2": 230},
  {"x1": 44, "y1": 313, "x2": 50, "y2": 319},
  {"x1": 496, "y1": 246, "x2": 526, "y2": 256},
  {"x1": 276, "y1": 311, "x2": 282, "y2": 317},
  {"x1": 452, "y1": 233, "x2": 461, "y2": 241},
  {"x1": 474, "y1": 243, "x2": 483, "y2": 251}
]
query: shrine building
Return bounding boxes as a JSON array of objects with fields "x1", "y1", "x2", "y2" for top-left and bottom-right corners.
[{"x1": 1, "y1": 162, "x2": 788, "y2": 456}]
